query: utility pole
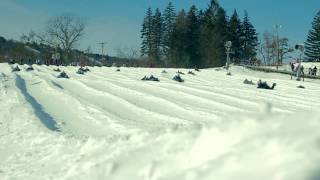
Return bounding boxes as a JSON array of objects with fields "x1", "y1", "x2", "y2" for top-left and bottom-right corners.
[
  {"x1": 295, "y1": 44, "x2": 305, "y2": 81},
  {"x1": 274, "y1": 25, "x2": 282, "y2": 70},
  {"x1": 225, "y1": 41, "x2": 232, "y2": 75},
  {"x1": 97, "y1": 42, "x2": 107, "y2": 55}
]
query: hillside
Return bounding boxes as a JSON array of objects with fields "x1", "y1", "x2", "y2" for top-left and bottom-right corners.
[{"x1": 0, "y1": 63, "x2": 320, "y2": 180}]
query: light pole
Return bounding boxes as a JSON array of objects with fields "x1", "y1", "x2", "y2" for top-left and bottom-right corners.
[
  {"x1": 274, "y1": 24, "x2": 282, "y2": 70},
  {"x1": 97, "y1": 42, "x2": 107, "y2": 56},
  {"x1": 225, "y1": 41, "x2": 232, "y2": 75},
  {"x1": 295, "y1": 44, "x2": 305, "y2": 81}
]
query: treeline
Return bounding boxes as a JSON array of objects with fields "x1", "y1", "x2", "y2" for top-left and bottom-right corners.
[
  {"x1": 0, "y1": 36, "x2": 49, "y2": 63},
  {"x1": 0, "y1": 35, "x2": 146, "y2": 66},
  {"x1": 140, "y1": 0, "x2": 258, "y2": 68}
]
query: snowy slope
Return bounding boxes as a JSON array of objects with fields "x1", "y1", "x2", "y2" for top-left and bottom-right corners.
[{"x1": 0, "y1": 63, "x2": 320, "y2": 180}]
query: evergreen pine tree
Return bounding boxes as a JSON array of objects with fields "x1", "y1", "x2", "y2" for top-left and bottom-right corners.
[
  {"x1": 162, "y1": 2, "x2": 176, "y2": 58},
  {"x1": 186, "y1": 5, "x2": 201, "y2": 68},
  {"x1": 214, "y1": 8, "x2": 229, "y2": 66},
  {"x1": 198, "y1": 2, "x2": 216, "y2": 68},
  {"x1": 150, "y1": 8, "x2": 163, "y2": 64},
  {"x1": 242, "y1": 11, "x2": 258, "y2": 62},
  {"x1": 229, "y1": 10, "x2": 244, "y2": 63},
  {"x1": 141, "y1": 8, "x2": 153, "y2": 59},
  {"x1": 168, "y1": 10, "x2": 188, "y2": 67},
  {"x1": 305, "y1": 11, "x2": 320, "y2": 61},
  {"x1": 199, "y1": 0, "x2": 228, "y2": 67},
  {"x1": 208, "y1": 0, "x2": 220, "y2": 16}
]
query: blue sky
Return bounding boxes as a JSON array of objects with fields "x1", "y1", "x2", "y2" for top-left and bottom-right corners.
[{"x1": 0, "y1": 0, "x2": 319, "y2": 56}]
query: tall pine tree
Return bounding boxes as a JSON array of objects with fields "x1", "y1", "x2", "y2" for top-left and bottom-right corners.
[
  {"x1": 199, "y1": 0, "x2": 219, "y2": 67},
  {"x1": 199, "y1": 0, "x2": 228, "y2": 67},
  {"x1": 242, "y1": 11, "x2": 258, "y2": 62},
  {"x1": 305, "y1": 11, "x2": 320, "y2": 61},
  {"x1": 168, "y1": 10, "x2": 188, "y2": 67},
  {"x1": 141, "y1": 8, "x2": 153, "y2": 59},
  {"x1": 162, "y1": 2, "x2": 176, "y2": 59},
  {"x1": 229, "y1": 10, "x2": 244, "y2": 63},
  {"x1": 186, "y1": 5, "x2": 201, "y2": 68},
  {"x1": 151, "y1": 8, "x2": 163, "y2": 64},
  {"x1": 214, "y1": 8, "x2": 229, "y2": 66}
]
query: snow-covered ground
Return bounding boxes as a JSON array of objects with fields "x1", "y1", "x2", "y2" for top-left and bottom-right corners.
[{"x1": 1, "y1": 63, "x2": 320, "y2": 180}]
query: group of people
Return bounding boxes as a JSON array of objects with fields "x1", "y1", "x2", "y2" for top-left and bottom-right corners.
[
  {"x1": 308, "y1": 66, "x2": 318, "y2": 76},
  {"x1": 290, "y1": 62, "x2": 319, "y2": 77}
]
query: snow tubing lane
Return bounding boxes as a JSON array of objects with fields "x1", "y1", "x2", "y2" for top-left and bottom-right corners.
[{"x1": 15, "y1": 75, "x2": 60, "y2": 132}]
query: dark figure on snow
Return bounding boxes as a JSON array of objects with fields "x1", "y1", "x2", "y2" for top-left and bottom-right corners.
[
  {"x1": 58, "y1": 71, "x2": 69, "y2": 79},
  {"x1": 313, "y1": 66, "x2": 317, "y2": 76},
  {"x1": 54, "y1": 68, "x2": 61, "y2": 72},
  {"x1": 177, "y1": 70, "x2": 185, "y2": 75},
  {"x1": 84, "y1": 67, "x2": 90, "y2": 72},
  {"x1": 290, "y1": 62, "x2": 295, "y2": 72},
  {"x1": 243, "y1": 78, "x2": 255, "y2": 85},
  {"x1": 141, "y1": 75, "x2": 159, "y2": 82},
  {"x1": 301, "y1": 65, "x2": 305, "y2": 75},
  {"x1": 8, "y1": 59, "x2": 15, "y2": 64},
  {"x1": 173, "y1": 74, "x2": 184, "y2": 82},
  {"x1": 77, "y1": 68, "x2": 85, "y2": 75},
  {"x1": 141, "y1": 76, "x2": 147, "y2": 81},
  {"x1": 257, "y1": 80, "x2": 276, "y2": 90},
  {"x1": 116, "y1": 68, "x2": 120, "y2": 72},
  {"x1": 26, "y1": 65, "x2": 34, "y2": 71},
  {"x1": 188, "y1": 71, "x2": 196, "y2": 75},
  {"x1": 195, "y1": 67, "x2": 200, "y2": 72},
  {"x1": 161, "y1": 70, "x2": 167, "y2": 74},
  {"x1": 12, "y1": 66, "x2": 21, "y2": 72},
  {"x1": 308, "y1": 68, "x2": 313, "y2": 75}
]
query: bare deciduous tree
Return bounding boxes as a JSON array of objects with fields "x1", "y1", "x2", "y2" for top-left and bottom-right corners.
[
  {"x1": 20, "y1": 30, "x2": 36, "y2": 44},
  {"x1": 115, "y1": 46, "x2": 140, "y2": 60},
  {"x1": 39, "y1": 14, "x2": 85, "y2": 62}
]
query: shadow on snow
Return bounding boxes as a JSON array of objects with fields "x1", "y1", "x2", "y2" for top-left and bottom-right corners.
[{"x1": 15, "y1": 75, "x2": 60, "y2": 132}]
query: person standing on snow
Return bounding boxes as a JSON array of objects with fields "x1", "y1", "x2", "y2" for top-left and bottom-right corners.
[{"x1": 313, "y1": 66, "x2": 318, "y2": 76}]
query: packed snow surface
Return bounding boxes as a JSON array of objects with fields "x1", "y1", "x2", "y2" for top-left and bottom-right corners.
[{"x1": 0, "y1": 63, "x2": 320, "y2": 180}]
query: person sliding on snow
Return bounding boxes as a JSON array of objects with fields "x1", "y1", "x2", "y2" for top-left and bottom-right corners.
[
  {"x1": 257, "y1": 80, "x2": 276, "y2": 90},
  {"x1": 243, "y1": 78, "x2": 255, "y2": 85},
  {"x1": 173, "y1": 74, "x2": 184, "y2": 82}
]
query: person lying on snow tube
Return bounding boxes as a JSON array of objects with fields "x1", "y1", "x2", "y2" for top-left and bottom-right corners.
[
  {"x1": 53, "y1": 68, "x2": 61, "y2": 72},
  {"x1": 12, "y1": 66, "x2": 21, "y2": 72},
  {"x1": 26, "y1": 65, "x2": 34, "y2": 71},
  {"x1": 257, "y1": 80, "x2": 276, "y2": 90},
  {"x1": 173, "y1": 74, "x2": 184, "y2": 82},
  {"x1": 243, "y1": 78, "x2": 255, "y2": 85},
  {"x1": 77, "y1": 68, "x2": 86, "y2": 75},
  {"x1": 58, "y1": 71, "x2": 69, "y2": 79},
  {"x1": 161, "y1": 70, "x2": 167, "y2": 74},
  {"x1": 141, "y1": 75, "x2": 159, "y2": 82},
  {"x1": 177, "y1": 70, "x2": 185, "y2": 75},
  {"x1": 188, "y1": 71, "x2": 196, "y2": 75}
]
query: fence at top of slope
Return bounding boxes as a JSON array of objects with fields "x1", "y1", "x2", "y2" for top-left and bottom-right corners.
[{"x1": 243, "y1": 65, "x2": 320, "y2": 80}]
